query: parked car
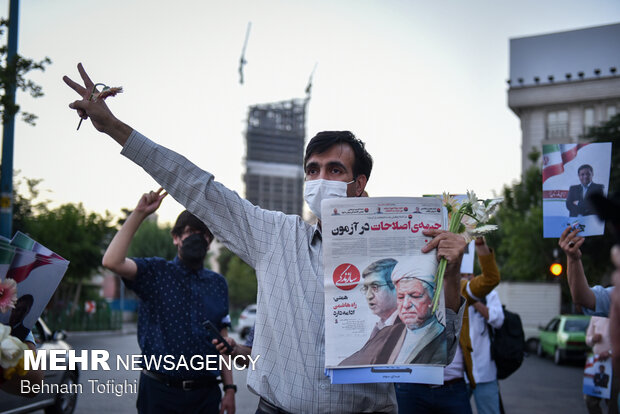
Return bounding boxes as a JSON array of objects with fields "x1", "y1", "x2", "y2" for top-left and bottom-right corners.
[
  {"x1": 0, "y1": 318, "x2": 79, "y2": 414},
  {"x1": 537, "y1": 314, "x2": 591, "y2": 365},
  {"x1": 237, "y1": 304, "x2": 256, "y2": 340}
]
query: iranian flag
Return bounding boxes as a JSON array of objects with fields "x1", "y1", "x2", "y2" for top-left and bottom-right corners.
[
  {"x1": 6, "y1": 232, "x2": 65, "y2": 283},
  {"x1": 542, "y1": 143, "x2": 589, "y2": 183}
]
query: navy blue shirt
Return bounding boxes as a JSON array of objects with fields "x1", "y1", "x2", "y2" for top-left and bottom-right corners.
[{"x1": 124, "y1": 256, "x2": 229, "y2": 379}]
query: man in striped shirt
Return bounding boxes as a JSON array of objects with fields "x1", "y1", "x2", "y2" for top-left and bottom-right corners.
[{"x1": 65, "y1": 63, "x2": 467, "y2": 414}]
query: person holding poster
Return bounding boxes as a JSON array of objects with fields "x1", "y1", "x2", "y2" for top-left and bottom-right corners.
[
  {"x1": 64, "y1": 63, "x2": 467, "y2": 414},
  {"x1": 566, "y1": 164, "x2": 605, "y2": 217}
]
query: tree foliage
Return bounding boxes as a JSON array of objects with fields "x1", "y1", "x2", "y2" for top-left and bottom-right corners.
[
  {"x1": 126, "y1": 215, "x2": 177, "y2": 261},
  {"x1": 11, "y1": 176, "x2": 115, "y2": 310},
  {"x1": 488, "y1": 150, "x2": 559, "y2": 281},
  {"x1": 0, "y1": 18, "x2": 51, "y2": 125},
  {"x1": 217, "y1": 247, "x2": 257, "y2": 310},
  {"x1": 24, "y1": 203, "x2": 113, "y2": 283}
]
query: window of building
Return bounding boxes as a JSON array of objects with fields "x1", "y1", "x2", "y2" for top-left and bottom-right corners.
[
  {"x1": 546, "y1": 110, "x2": 569, "y2": 139},
  {"x1": 583, "y1": 107, "x2": 594, "y2": 134},
  {"x1": 584, "y1": 108, "x2": 594, "y2": 127},
  {"x1": 607, "y1": 105, "x2": 618, "y2": 121}
]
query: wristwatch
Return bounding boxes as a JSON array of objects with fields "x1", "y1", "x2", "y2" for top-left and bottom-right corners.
[{"x1": 223, "y1": 384, "x2": 237, "y2": 393}]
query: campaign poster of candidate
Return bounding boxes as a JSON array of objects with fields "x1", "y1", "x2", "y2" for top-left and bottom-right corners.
[
  {"x1": 542, "y1": 143, "x2": 611, "y2": 238},
  {"x1": 583, "y1": 354, "x2": 612, "y2": 400},
  {"x1": 321, "y1": 197, "x2": 448, "y2": 370}
]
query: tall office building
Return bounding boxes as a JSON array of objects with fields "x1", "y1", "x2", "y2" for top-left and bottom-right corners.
[
  {"x1": 508, "y1": 23, "x2": 620, "y2": 174},
  {"x1": 244, "y1": 98, "x2": 309, "y2": 216}
]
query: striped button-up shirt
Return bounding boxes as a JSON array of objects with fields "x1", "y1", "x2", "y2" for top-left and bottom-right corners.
[{"x1": 122, "y1": 130, "x2": 463, "y2": 413}]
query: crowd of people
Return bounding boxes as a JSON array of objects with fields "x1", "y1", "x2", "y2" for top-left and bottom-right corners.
[{"x1": 1, "y1": 62, "x2": 618, "y2": 414}]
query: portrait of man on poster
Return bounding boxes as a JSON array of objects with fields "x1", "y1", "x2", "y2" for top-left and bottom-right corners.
[
  {"x1": 566, "y1": 164, "x2": 605, "y2": 217},
  {"x1": 339, "y1": 257, "x2": 446, "y2": 366}
]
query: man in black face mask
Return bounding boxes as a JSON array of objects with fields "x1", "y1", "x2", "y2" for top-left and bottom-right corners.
[{"x1": 102, "y1": 188, "x2": 236, "y2": 414}]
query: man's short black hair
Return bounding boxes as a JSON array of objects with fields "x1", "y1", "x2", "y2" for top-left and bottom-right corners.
[
  {"x1": 362, "y1": 258, "x2": 397, "y2": 289},
  {"x1": 171, "y1": 210, "x2": 213, "y2": 241},
  {"x1": 578, "y1": 164, "x2": 593, "y2": 174},
  {"x1": 304, "y1": 131, "x2": 373, "y2": 180},
  {"x1": 17, "y1": 294, "x2": 34, "y2": 309}
]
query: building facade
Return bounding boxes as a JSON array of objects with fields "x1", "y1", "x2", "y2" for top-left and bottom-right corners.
[
  {"x1": 508, "y1": 23, "x2": 620, "y2": 174},
  {"x1": 244, "y1": 99, "x2": 308, "y2": 216}
]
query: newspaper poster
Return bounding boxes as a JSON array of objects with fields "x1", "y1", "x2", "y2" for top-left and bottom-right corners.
[
  {"x1": 542, "y1": 143, "x2": 611, "y2": 238},
  {"x1": 583, "y1": 353, "x2": 612, "y2": 399},
  {"x1": 322, "y1": 197, "x2": 448, "y2": 383},
  {"x1": 0, "y1": 232, "x2": 69, "y2": 341}
]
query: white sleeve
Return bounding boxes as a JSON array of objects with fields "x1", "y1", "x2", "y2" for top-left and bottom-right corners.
[{"x1": 486, "y1": 290, "x2": 505, "y2": 329}]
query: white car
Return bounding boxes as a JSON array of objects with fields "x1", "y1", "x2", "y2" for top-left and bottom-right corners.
[{"x1": 237, "y1": 304, "x2": 256, "y2": 340}]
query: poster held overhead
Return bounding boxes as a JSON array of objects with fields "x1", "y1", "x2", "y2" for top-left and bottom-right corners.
[{"x1": 542, "y1": 143, "x2": 611, "y2": 238}]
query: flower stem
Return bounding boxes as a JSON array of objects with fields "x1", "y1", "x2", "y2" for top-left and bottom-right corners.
[
  {"x1": 431, "y1": 209, "x2": 464, "y2": 313},
  {"x1": 431, "y1": 257, "x2": 447, "y2": 313}
]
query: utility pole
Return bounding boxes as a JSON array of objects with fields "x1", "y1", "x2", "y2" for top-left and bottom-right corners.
[{"x1": 0, "y1": 0, "x2": 19, "y2": 238}]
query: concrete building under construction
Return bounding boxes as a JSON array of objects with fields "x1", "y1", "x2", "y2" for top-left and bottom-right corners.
[{"x1": 244, "y1": 98, "x2": 309, "y2": 216}]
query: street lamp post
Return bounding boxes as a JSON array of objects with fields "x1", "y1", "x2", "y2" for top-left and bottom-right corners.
[{"x1": 0, "y1": 0, "x2": 20, "y2": 238}]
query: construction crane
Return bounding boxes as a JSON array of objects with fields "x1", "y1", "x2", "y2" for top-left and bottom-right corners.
[
  {"x1": 305, "y1": 62, "x2": 318, "y2": 98},
  {"x1": 238, "y1": 22, "x2": 251, "y2": 84}
]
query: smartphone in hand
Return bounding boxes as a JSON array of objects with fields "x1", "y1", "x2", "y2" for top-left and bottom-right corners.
[{"x1": 203, "y1": 320, "x2": 234, "y2": 354}]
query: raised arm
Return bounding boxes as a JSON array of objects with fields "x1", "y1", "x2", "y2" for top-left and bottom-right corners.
[
  {"x1": 63, "y1": 63, "x2": 132, "y2": 145},
  {"x1": 559, "y1": 226, "x2": 596, "y2": 310},
  {"x1": 102, "y1": 189, "x2": 167, "y2": 280},
  {"x1": 464, "y1": 237, "x2": 500, "y2": 305}
]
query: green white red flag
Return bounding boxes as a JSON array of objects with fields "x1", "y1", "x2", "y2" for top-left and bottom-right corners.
[{"x1": 542, "y1": 143, "x2": 589, "y2": 183}]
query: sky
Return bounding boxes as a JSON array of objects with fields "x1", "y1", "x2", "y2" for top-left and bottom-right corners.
[{"x1": 2, "y1": 0, "x2": 620, "y2": 226}]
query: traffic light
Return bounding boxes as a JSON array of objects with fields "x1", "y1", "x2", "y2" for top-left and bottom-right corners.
[{"x1": 550, "y1": 262, "x2": 563, "y2": 276}]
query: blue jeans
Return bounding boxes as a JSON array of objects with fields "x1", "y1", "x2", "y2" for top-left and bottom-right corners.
[
  {"x1": 395, "y1": 380, "x2": 473, "y2": 414},
  {"x1": 470, "y1": 380, "x2": 501, "y2": 414}
]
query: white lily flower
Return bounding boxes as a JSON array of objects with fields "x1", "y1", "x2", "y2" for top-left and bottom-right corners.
[
  {"x1": 0, "y1": 324, "x2": 10, "y2": 341},
  {"x1": 469, "y1": 224, "x2": 499, "y2": 236},
  {"x1": 0, "y1": 334, "x2": 28, "y2": 369}
]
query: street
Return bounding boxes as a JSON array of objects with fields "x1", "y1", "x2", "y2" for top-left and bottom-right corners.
[
  {"x1": 47, "y1": 330, "x2": 588, "y2": 413},
  {"x1": 65, "y1": 328, "x2": 259, "y2": 414}
]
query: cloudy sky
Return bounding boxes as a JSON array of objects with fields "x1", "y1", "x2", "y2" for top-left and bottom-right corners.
[{"x1": 4, "y1": 0, "x2": 620, "y2": 225}]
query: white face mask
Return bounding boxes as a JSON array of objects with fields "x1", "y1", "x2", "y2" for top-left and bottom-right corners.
[{"x1": 304, "y1": 179, "x2": 354, "y2": 220}]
